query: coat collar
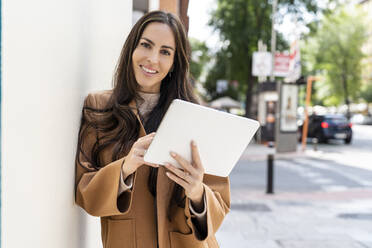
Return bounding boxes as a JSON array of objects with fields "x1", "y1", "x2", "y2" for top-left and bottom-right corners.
[{"x1": 129, "y1": 99, "x2": 147, "y2": 137}]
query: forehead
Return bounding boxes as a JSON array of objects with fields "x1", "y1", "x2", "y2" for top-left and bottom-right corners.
[{"x1": 141, "y1": 22, "x2": 175, "y2": 48}]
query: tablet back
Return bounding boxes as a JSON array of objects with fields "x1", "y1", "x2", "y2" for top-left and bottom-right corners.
[{"x1": 144, "y1": 99, "x2": 260, "y2": 177}]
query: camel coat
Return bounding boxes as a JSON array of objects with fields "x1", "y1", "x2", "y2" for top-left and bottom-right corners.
[{"x1": 75, "y1": 90, "x2": 231, "y2": 248}]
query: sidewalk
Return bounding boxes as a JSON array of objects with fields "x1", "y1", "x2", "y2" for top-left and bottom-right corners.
[
  {"x1": 240, "y1": 142, "x2": 308, "y2": 162},
  {"x1": 215, "y1": 143, "x2": 372, "y2": 248}
]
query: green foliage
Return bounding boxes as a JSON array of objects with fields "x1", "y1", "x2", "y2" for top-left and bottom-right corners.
[
  {"x1": 207, "y1": 0, "x2": 273, "y2": 91},
  {"x1": 189, "y1": 38, "x2": 210, "y2": 82},
  {"x1": 306, "y1": 7, "x2": 367, "y2": 105},
  {"x1": 361, "y1": 82, "x2": 372, "y2": 103},
  {"x1": 204, "y1": 49, "x2": 240, "y2": 101},
  {"x1": 206, "y1": 0, "x2": 330, "y2": 116}
]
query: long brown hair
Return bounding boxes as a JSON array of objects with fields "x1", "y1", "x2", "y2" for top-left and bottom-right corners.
[{"x1": 76, "y1": 11, "x2": 198, "y2": 220}]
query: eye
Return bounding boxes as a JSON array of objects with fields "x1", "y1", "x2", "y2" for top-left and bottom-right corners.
[
  {"x1": 161, "y1": 49, "x2": 171, "y2": 56},
  {"x1": 140, "y1": 42, "x2": 151, "y2": 48}
]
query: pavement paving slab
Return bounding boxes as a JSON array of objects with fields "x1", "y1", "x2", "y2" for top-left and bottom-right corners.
[
  {"x1": 217, "y1": 131, "x2": 372, "y2": 248},
  {"x1": 275, "y1": 240, "x2": 367, "y2": 248}
]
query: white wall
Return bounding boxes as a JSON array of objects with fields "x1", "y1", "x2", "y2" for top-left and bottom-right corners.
[
  {"x1": 149, "y1": 0, "x2": 160, "y2": 11},
  {"x1": 2, "y1": 0, "x2": 132, "y2": 247}
]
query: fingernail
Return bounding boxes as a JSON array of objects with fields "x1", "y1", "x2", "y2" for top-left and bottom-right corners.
[
  {"x1": 191, "y1": 140, "x2": 196, "y2": 146},
  {"x1": 166, "y1": 172, "x2": 170, "y2": 177},
  {"x1": 170, "y1": 151, "x2": 176, "y2": 157}
]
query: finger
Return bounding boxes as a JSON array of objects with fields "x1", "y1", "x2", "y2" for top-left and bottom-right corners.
[
  {"x1": 191, "y1": 140, "x2": 203, "y2": 170},
  {"x1": 136, "y1": 132, "x2": 155, "y2": 142},
  {"x1": 137, "y1": 133, "x2": 155, "y2": 143},
  {"x1": 170, "y1": 151, "x2": 197, "y2": 175},
  {"x1": 165, "y1": 163, "x2": 191, "y2": 182},
  {"x1": 166, "y1": 171, "x2": 188, "y2": 189},
  {"x1": 136, "y1": 135, "x2": 155, "y2": 148},
  {"x1": 134, "y1": 148, "x2": 146, "y2": 157},
  {"x1": 143, "y1": 132, "x2": 156, "y2": 137}
]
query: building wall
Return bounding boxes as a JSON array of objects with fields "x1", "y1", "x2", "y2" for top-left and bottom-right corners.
[
  {"x1": 179, "y1": 0, "x2": 190, "y2": 33},
  {"x1": 159, "y1": 0, "x2": 189, "y2": 32},
  {"x1": 2, "y1": 0, "x2": 132, "y2": 247},
  {"x1": 160, "y1": 0, "x2": 179, "y2": 14},
  {"x1": 134, "y1": 0, "x2": 161, "y2": 25}
]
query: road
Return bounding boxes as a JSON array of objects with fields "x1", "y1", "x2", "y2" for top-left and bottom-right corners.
[{"x1": 216, "y1": 124, "x2": 372, "y2": 248}]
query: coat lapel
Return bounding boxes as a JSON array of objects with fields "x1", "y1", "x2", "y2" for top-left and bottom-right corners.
[
  {"x1": 129, "y1": 99, "x2": 146, "y2": 137},
  {"x1": 130, "y1": 99, "x2": 176, "y2": 247}
]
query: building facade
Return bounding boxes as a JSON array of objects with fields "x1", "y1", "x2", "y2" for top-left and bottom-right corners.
[
  {"x1": 1, "y1": 0, "x2": 188, "y2": 247},
  {"x1": 134, "y1": 0, "x2": 190, "y2": 32}
]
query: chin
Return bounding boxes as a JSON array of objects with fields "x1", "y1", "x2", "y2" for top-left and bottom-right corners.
[{"x1": 138, "y1": 82, "x2": 161, "y2": 93}]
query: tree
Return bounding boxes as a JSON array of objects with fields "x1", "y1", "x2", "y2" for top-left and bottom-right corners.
[
  {"x1": 204, "y1": 48, "x2": 240, "y2": 101},
  {"x1": 361, "y1": 82, "x2": 372, "y2": 113},
  {"x1": 311, "y1": 7, "x2": 367, "y2": 118},
  {"x1": 207, "y1": 0, "x2": 332, "y2": 118},
  {"x1": 189, "y1": 38, "x2": 210, "y2": 82}
]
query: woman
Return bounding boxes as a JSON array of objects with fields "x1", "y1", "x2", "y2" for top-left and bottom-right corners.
[{"x1": 75, "y1": 11, "x2": 230, "y2": 248}]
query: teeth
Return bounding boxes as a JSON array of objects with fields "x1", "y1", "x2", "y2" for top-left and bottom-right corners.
[{"x1": 141, "y1": 66, "x2": 157, "y2": 74}]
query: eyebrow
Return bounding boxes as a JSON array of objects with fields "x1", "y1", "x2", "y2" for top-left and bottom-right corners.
[{"x1": 141, "y1": 37, "x2": 175, "y2": 51}]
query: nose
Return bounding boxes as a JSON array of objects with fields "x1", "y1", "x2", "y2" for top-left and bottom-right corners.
[{"x1": 147, "y1": 50, "x2": 159, "y2": 64}]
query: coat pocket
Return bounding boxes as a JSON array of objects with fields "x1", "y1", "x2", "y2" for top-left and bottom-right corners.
[
  {"x1": 169, "y1": 231, "x2": 206, "y2": 248},
  {"x1": 106, "y1": 219, "x2": 136, "y2": 248}
]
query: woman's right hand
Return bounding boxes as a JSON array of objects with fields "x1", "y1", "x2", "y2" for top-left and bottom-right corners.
[{"x1": 121, "y1": 132, "x2": 159, "y2": 177}]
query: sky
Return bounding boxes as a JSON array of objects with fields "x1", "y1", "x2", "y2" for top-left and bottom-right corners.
[{"x1": 188, "y1": 0, "x2": 221, "y2": 50}]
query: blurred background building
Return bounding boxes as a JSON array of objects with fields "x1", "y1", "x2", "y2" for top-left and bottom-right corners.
[
  {"x1": 1, "y1": 1, "x2": 188, "y2": 248},
  {"x1": 134, "y1": 0, "x2": 189, "y2": 31}
]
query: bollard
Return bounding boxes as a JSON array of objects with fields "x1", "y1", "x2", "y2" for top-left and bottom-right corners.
[
  {"x1": 266, "y1": 154, "x2": 274, "y2": 194},
  {"x1": 312, "y1": 138, "x2": 318, "y2": 151},
  {"x1": 267, "y1": 141, "x2": 274, "y2": 148}
]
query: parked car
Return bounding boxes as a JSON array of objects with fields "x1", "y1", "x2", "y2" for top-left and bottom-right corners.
[
  {"x1": 298, "y1": 114, "x2": 352, "y2": 144},
  {"x1": 350, "y1": 114, "x2": 372, "y2": 125}
]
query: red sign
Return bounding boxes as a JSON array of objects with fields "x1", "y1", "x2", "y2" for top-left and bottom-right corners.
[{"x1": 274, "y1": 53, "x2": 290, "y2": 77}]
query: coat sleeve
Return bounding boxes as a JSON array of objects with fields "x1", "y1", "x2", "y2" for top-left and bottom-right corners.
[
  {"x1": 184, "y1": 174, "x2": 231, "y2": 241},
  {"x1": 75, "y1": 93, "x2": 135, "y2": 217}
]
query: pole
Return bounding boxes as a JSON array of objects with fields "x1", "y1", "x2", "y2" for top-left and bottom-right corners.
[
  {"x1": 301, "y1": 76, "x2": 321, "y2": 151},
  {"x1": 270, "y1": 0, "x2": 277, "y2": 81},
  {"x1": 258, "y1": 40, "x2": 267, "y2": 83},
  {"x1": 266, "y1": 154, "x2": 274, "y2": 194},
  {"x1": 257, "y1": 39, "x2": 267, "y2": 144},
  {"x1": 275, "y1": 80, "x2": 281, "y2": 153}
]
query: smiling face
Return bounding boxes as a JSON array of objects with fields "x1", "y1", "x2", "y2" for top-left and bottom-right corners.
[{"x1": 132, "y1": 22, "x2": 176, "y2": 93}]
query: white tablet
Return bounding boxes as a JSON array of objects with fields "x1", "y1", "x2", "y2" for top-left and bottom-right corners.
[{"x1": 144, "y1": 99, "x2": 260, "y2": 177}]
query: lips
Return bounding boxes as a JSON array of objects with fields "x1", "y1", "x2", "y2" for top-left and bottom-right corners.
[{"x1": 140, "y1": 65, "x2": 158, "y2": 74}]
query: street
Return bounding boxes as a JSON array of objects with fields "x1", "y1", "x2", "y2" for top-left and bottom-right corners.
[{"x1": 216, "y1": 124, "x2": 372, "y2": 248}]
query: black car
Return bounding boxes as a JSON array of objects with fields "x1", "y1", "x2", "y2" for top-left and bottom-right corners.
[{"x1": 299, "y1": 114, "x2": 352, "y2": 144}]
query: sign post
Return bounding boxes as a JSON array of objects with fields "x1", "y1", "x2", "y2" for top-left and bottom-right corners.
[
  {"x1": 275, "y1": 39, "x2": 301, "y2": 153},
  {"x1": 216, "y1": 79, "x2": 228, "y2": 94},
  {"x1": 252, "y1": 52, "x2": 272, "y2": 77},
  {"x1": 274, "y1": 53, "x2": 290, "y2": 77},
  {"x1": 301, "y1": 76, "x2": 322, "y2": 151}
]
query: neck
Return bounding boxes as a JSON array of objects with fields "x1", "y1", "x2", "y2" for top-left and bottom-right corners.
[
  {"x1": 139, "y1": 90, "x2": 159, "y2": 94},
  {"x1": 136, "y1": 91, "x2": 160, "y2": 123}
]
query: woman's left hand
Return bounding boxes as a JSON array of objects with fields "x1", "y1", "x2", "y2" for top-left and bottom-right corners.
[{"x1": 165, "y1": 140, "x2": 205, "y2": 206}]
